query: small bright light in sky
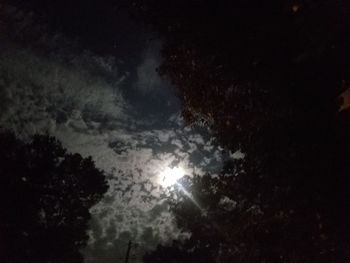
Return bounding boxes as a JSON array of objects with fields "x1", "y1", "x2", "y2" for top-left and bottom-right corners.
[{"x1": 159, "y1": 166, "x2": 185, "y2": 188}]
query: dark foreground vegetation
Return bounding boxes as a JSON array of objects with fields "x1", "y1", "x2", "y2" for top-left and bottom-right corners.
[
  {"x1": 0, "y1": 131, "x2": 108, "y2": 263},
  {"x1": 133, "y1": 1, "x2": 350, "y2": 262}
]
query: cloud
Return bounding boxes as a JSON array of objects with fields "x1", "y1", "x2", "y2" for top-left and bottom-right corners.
[
  {"x1": 229, "y1": 150, "x2": 246, "y2": 160},
  {"x1": 0, "y1": 47, "x2": 127, "y2": 137},
  {"x1": 135, "y1": 41, "x2": 163, "y2": 93},
  {"x1": 0, "y1": 6, "x2": 226, "y2": 262}
]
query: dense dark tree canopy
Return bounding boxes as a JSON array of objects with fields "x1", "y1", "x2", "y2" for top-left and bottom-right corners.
[
  {"x1": 134, "y1": 0, "x2": 350, "y2": 262},
  {"x1": 144, "y1": 150, "x2": 350, "y2": 262},
  {"x1": 0, "y1": 131, "x2": 108, "y2": 263},
  {"x1": 132, "y1": 0, "x2": 350, "y2": 147}
]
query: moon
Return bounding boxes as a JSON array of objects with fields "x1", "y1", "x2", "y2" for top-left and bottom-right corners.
[{"x1": 159, "y1": 166, "x2": 185, "y2": 188}]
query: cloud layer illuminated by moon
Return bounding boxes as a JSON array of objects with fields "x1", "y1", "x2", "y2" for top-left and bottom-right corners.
[{"x1": 0, "y1": 5, "x2": 230, "y2": 262}]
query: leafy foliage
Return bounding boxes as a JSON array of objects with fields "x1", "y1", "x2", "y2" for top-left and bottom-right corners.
[
  {"x1": 145, "y1": 153, "x2": 350, "y2": 262},
  {"x1": 133, "y1": 0, "x2": 350, "y2": 149},
  {"x1": 0, "y1": 131, "x2": 108, "y2": 263},
  {"x1": 135, "y1": 0, "x2": 350, "y2": 262}
]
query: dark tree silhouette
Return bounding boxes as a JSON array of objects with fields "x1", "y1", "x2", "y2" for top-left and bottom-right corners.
[
  {"x1": 0, "y1": 131, "x2": 108, "y2": 263},
  {"x1": 144, "y1": 150, "x2": 350, "y2": 262},
  {"x1": 132, "y1": 0, "x2": 350, "y2": 150},
  {"x1": 134, "y1": 0, "x2": 350, "y2": 262}
]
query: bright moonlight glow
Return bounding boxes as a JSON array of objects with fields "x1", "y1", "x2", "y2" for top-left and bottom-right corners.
[{"x1": 159, "y1": 166, "x2": 185, "y2": 188}]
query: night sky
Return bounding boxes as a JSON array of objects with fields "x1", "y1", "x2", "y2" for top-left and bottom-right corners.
[
  {"x1": 0, "y1": 2, "x2": 237, "y2": 262},
  {"x1": 2, "y1": 1, "x2": 349, "y2": 262}
]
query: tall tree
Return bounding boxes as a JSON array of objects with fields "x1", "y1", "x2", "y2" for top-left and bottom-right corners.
[
  {"x1": 0, "y1": 131, "x2": 108, "y2": 263},
  {"x1": 132, "y1": 0, "x2": 350, "y2": 150},
  {"x1": 145, "y1": 154, "x2": 350, "y2": 262},
  {"x1": 135, "y1": 0, "x2": 350, "y2": 262}
]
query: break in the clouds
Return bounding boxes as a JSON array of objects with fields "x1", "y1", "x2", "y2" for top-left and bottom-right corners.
[{"x1": 0, "y1": 5, "x2": 232, "y2": 262}]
